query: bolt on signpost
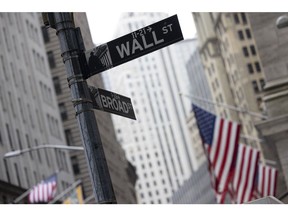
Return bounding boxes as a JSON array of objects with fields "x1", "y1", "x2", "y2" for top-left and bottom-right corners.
[
  {"x1": 42, "y1": 12, "x2": 184, "y2": 204},
  {"x1": 42, "y1": 13, "x2": 116, "y2": 204}
]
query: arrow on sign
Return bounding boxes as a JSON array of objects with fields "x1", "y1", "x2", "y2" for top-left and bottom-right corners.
[
  {"x1": 88, "y1": 86, "x2": 136, "y2": 120},
  {"x1": 83, "y1": 15, "x2": 183, "y2": 79}
]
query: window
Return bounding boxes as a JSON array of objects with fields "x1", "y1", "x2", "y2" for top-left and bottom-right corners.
[
  {"x1": 41, "y1": 26, "x2": 49, "y2": 43},
  {"x1": 233, "y1": 13, "x2": 240, "y2": 24},
  {"x1": 71, "y1": 156, "x2": 80, "y2": 175},
  {"x1": 260, "y1": 79, "x2": 266, "y2": 89},
  {"x1": 45, "y1": 149, "x2": 50, "y2": 167},
  {"x1": 59, "y1": 103, "x2": 68, "y2": 121},
  {"x1": 47, "y1": 51, "x2": 56, "y2": 68},
  {"x1": 238, "y1": 30, "x2": 244, "y2": 40},
  {"x1": 247, "y1": 63, "x2": 254, "y2": 74},
  {"x1": 4, "y1": 159, "x2": 10, "y2": 183},
  {"x1": 252, "y1": 81, "x2": 259, "y2": 93},
  {"x1": 53, "y1": 76, "x2": 62, "y2": 95},
  {"x1": 6, "y1": 124, "x2": 14, "y2": 150},
  {"x1": 65, "y1": 129, "x2": 73, "y2": 146},
  {"x1": 14, "y1": 164, "x2": 21, "y2": 187},
  {"x1": 35, "y1": 139, "x2": 42, "y2": 163},
  {"x1": 242, "y1": 47, "x2": 249, "y2": 57},
  {"x1": 250, "y1": 45, "x2": 257, "y2": 55},
  {"x1": 16, "y1": 129, "x2": 23, "y2": 150},
  {"x1": 26, "y1": 134, "x2": 33, "y2": 159},
  {"x1": 255, "y1": 62, "x2": 261, "y2": 72},
  {"x1": 241, "y1": 13, "x2": 247, "y2": 24},
  {"x1": 245, "y1": 29, "x2": 252, "y2": 39}
]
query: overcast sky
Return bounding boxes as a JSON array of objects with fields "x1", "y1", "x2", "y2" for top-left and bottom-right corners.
[{"x1": 86, "y1": 12, "x2": 197, "y2": 45}]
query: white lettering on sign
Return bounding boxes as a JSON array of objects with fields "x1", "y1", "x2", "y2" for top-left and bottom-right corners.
[
  {"x1": 100, "y1": 94, "x2": 131, "y2": 114},
  {"x1": 162, "y1": 24, "x2": 173, "y2": 34},
  {"x1": 116, "y1": 30, "x2": 165, "y2": 59}
]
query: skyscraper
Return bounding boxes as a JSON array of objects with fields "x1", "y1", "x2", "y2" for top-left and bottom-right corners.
[
  {"x1": 104, "y1": 12, "x2": 197, "y2": 204},
  {"x1": 0, "y1": 13, "x2": 74, "y2": 203},
  {"x1": 42, "y1": 12, "x2": 136, "y2": 204}
]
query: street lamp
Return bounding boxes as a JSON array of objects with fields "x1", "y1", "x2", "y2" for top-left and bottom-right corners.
[
  {"x1": 4, "y1": 145, "x2": 84, "y2": 159},
  {"x1": 276, "y1": 15, "x2": 288, "y2": 29}
]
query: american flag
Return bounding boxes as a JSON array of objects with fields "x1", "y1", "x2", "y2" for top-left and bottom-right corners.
[
  {"x1": 28, "y1": 174, "x2": 57, "y2": 204},
  {"x1": 192, "y1": 104, "x2": 241, "y2": 203},
  {"x1": 231, "y1": 144, "x2": 260, "y2": 203},
  {"x1": 257, "y1": 164, "x2": 278, "y2": 197}
]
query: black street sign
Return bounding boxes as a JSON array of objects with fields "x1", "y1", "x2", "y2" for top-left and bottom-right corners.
[
  {"x1": 89, "y1": 86, "x2": 136, "y2": 120},
  {"x1": 84, "y1": 15, "x2": 183, "y2": 79}
]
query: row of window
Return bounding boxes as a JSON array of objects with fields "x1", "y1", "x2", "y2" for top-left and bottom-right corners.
[
  {"x1": 32, "y1": 49, "x2": 47, "y2": 75},
  {"x1": 233, "y1": 13, "x2": 247, "y2": 25},
  {"x1": 40, "y1": 81, "x2": 54, "y2": 107},
  {"x1": 247, "y1": 62, "x2": 261, "y2": 73},
  {"x1": 242, "y1": 45, "x2": 257, "y2": 57},
  {"x1": 26, "y1": 19, "x2": 41, "y2": 45},
  {"x1": 238, "y1": 28, "x2": 252, "y2": 40},
  {"x1": 252, "y1": 79, "x2": 266, "y2": 93},
  {"x1": 59, "y1": 103, "x2": 68, "y2": 121},
  {"x1": 46, "y1": 113, "x2": 62, "y2": 139},
  {"x1": 47, "y1": 51, "x2": 56, "y2": 69}
]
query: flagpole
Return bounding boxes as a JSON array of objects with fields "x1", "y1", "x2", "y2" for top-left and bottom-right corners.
[
  {"x1": 180, "y1": 92, "x2": 268, "y2": 120},
  {"x1": 49, "y1": 180, "x2": 82, "y2": 204},
  {"x1": 12, "y1": 189, "x2": 32, "y2": 204},
  {"x1": 181, "y1": 92, "x2": 266, "y2": 143}
]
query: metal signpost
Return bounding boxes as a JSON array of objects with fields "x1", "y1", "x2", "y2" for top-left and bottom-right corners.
[
  {"x1": 84, "y1": 15, "x2": 183, "y2": 78},
  {"x1": 42, "y1": 12, "x2": 183, "y2": 204},
  {"x1": 89, "y1": 87, "x2": 136, "y2": 120},
  {"x1": 42, "y1": 13, "x2": 117, "y2": 204}
]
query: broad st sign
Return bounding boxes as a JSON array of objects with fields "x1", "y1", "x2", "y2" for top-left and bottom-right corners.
[
  {"x1": 89, "y1": 86, "x2": 136, "y2": 120},
  {"x1": 84, "y1": 15, "x2": 183, "y2": 79}
]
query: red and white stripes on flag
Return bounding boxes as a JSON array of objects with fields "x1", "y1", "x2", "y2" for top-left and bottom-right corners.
[
  {"x1": 28, "y1": 174, "x2": 57, "y2": 204},
  {"x1": 231, "y1": 144, "x2": 260, "y2": 204},
  {"x1": 192, "y1": 104, "x2": 241, "y2": 204},
  {"x1": 257, "y1": 164, "x2": 278, "y2": 197},
  {"x1": 209, "y1": 118, "x2": 241, "y2": 203}
]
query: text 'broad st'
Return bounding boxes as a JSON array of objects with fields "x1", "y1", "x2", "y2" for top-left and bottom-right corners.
[
  {"x1": 89, "y1": 87, "x2": 136, "y2": 120},
  {"x1": 84, "y1": 15, "x2": 183, "y2": 79}
]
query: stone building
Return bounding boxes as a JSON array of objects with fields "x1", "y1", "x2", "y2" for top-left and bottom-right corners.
[{"x1": 0, "y1": 13, "x2": 74, "y2": 203}]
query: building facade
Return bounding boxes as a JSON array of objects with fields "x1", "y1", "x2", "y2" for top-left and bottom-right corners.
[
  {"x1": 192, "y1": 13, "x2": 266, "y2": 152},
  {"x1": 104, "y1": 12, "x2": 198, "y2": 204},
  {"x1": 0, "y1": 13, "x2": 75, "y2": 203},
  {"x1": 248, "y1": 13, "x2": 288, "y2": 203},
  {"x1": 42, "y1": 12, "x2": 136, "y2": 204}
]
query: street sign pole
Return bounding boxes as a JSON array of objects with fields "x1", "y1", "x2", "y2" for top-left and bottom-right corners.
[{"x1": 42, "y1": 13, "x2": 116, "y2": 204}]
